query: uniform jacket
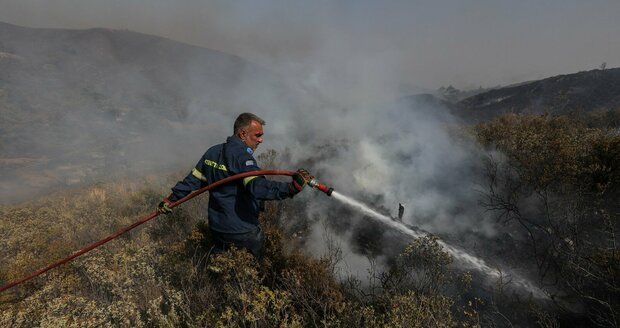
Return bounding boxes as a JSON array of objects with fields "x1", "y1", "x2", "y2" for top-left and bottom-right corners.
[{"x1": 168, "y1": 136, "x2": 292, "y2": 233}]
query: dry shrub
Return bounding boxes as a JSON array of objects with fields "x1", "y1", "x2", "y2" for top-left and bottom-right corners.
[
  {"x1": 201, "y1": 247, "x2": 303, "y2": 327},
  {"x1": 381, "y1": 236, "x2": 453, "y2": 296},
  {"x1": 1, "y1": 157, "x2": 485, "y2": 327},
  {"x1": 0, "y1": 245, "x2": 188, "y2": 327},
  {"x1": 475, "y1": 113, "x2": 619, "y2": 193},
  {"x1": 279, "y1": 253, "x2": 346, "y2": 326},
  {"x1": 475, "y1": 114, "x2": 620, "y2": 327},
  {"x1": 0, "y1": 179, "x2": 191, "y2": 327},
  {"x1": 383, "y1": 291, "x2": 455, "y2": 328}
]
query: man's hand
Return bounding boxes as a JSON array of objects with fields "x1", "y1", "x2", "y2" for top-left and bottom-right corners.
[
  {"x1": 157, "y1": 198, "x2": 173, "y2": 215},
  {"x1": 290, "y1": 169, "x2": 314, "y2": 195}
]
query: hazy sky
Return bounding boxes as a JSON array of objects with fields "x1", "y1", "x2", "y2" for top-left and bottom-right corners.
[{"x1": 1, "y1": 0, "x2": 619, "y2": 90}]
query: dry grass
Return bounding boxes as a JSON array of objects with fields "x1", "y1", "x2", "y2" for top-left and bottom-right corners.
[
  {"x1": 0, "y1": 171, "x2": 485, "y2": 327},
  {"x1": 12, "y1": 123, "x2": 614, "y2": 326}
]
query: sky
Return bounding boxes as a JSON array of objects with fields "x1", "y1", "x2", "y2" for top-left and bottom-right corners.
[{"x1": 1, "y1": 0, "x2": 619, "y2": 91}]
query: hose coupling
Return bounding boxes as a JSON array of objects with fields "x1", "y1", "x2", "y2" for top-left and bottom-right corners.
[{"x1": 308, "y1": 178, "x2": 334, "y2": 196}]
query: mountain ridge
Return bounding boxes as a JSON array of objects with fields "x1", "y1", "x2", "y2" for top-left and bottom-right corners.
[{"x1": 455, "y1": 67, "x2": 620, "y2": 120}]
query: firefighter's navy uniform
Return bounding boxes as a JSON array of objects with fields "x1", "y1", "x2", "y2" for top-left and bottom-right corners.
[{"x1": 166, "y1": 135, "x2": 294, "y2": 257}]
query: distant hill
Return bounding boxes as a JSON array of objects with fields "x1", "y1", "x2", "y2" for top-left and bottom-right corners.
[
  {"x1": 455, "y1": 68, "x2": 620, "y2": 120},
  {"x1": 0, "y1": 22, "x2": 288, "y2": 203}
]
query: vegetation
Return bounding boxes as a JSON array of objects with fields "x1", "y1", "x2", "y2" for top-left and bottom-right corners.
[
  {"x1": 0, "y1": 174, "x2": 482, "y2": 327},
  {"x1": 1, "y1": 113, "x2": 618, "y2": 327},
  {"x1": 475, "y1": 114, "x2": 619, "y2": 327}
]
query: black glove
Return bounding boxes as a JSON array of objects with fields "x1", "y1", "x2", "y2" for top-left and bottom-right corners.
[
  {"x1": 157, "y1": 198, "x2": 173, "y2": 214},
  {"x1": 289, "y1": 169, "x2": 313, "y2": 195}
]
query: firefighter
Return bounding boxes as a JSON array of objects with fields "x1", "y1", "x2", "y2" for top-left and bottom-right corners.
[{"x1": 157, "y1": 113, "x2": 312, "y2": 259}]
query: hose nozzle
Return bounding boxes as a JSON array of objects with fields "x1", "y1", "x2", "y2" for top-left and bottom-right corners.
[{"x1": 308, "y1": 178, "x2": 334, "y2": 196}]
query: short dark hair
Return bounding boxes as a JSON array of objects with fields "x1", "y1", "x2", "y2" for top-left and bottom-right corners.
[{"x1": 234, "y1": 113, "x2": 266, "y2": 134}]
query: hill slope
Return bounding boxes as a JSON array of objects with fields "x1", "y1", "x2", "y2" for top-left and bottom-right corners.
[
  {"x1": 0, "y1": 22, "x2": 287, "y2": 203},
  {"x1": 455, "y1": 68, "x2": 620, "y2": 120}
]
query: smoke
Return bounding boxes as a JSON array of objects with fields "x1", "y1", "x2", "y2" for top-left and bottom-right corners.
[
  {"x1": 153, "y1": 4, "x2": 511, "y2": 283},
  {"x1": 260, "y1": 78, "x2": 499, "y2": 281},
  {"x1": 0, "y1": 1, "x2": 565, "y2": 297},
  {"x1": 0, "y1": 9, "x2": 499, "y2": 276}
]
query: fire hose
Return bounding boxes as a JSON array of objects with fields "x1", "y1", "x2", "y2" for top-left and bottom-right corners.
[{"x1": 0, "y1": 169, "x2": 333, "y2": 293}]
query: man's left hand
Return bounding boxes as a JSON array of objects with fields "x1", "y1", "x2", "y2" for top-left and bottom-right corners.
[{"x1": 157, "y1": 198, "x2": 173, "y2": 214}]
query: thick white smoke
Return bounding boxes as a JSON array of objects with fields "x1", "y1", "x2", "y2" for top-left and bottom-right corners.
[
  {"x1": 239, "y1": 73, "x2": 496, "y2": 237},
  {"x1": 0, "y1": 3, "x2": 509, "y2": 287},
  {"x1": 135, "y1": 9, "x2": 504, "y2": 279},
  {"x1": 189, "y1": 56, "x2": 503, "y2": 282}
]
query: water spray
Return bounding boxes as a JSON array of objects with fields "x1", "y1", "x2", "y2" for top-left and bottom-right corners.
[
  {"x1": 301, "y1": 175, "x2": 548, "y2": 299},
  {"x1": 327, "y1": 189, "x2": 550, "y2": 300}
]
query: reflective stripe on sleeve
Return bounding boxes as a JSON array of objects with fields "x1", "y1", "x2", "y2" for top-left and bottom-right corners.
[
  {"x1": 204, "y1": 159, "x2": 228, "y2": 172},
  {"x1": 192, "y1": 168, "x2": 207, "y2": 182},
  {"x1": 243, "y1": 176, "x2": 258, "y2": 187}
]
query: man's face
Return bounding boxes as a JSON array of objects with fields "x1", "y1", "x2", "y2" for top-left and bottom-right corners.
[{"x1": 240, "y1": 120, "x2": 264, "y2": 150}]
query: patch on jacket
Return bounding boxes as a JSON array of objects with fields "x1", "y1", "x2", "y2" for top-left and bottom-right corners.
[
  {"x1": 245, "y1": 160, "x2": 255, "y2": 166},
  {"x1": 246, "y1": 147, "x2": 253, "y2": 155}
]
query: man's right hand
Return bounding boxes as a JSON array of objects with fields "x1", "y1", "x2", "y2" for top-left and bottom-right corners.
[
  {"x1": 290, "y1": 169, "x2": 313, "y2": 195},
  {"x1": 157, "y1": 198, "x2": 173, "y2": 214}
]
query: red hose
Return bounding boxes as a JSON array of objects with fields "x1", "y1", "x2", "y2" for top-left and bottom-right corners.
[{"x1": 0, "y1": 169, "x2": 295, "y2": 293}]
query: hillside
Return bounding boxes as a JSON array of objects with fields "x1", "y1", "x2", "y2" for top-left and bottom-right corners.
[
  {"x1": 0, "y1": 21, "x2": 288, "y2": 203},
  {"x1": 2, "y1": 114, "x2": 618, "y2": 327},
  {"x1": 455, "y1": 68, "x2": 620, "y2": 121}
]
